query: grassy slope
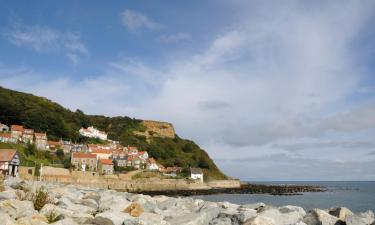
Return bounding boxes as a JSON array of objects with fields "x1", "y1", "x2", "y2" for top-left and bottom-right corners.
[{"x1": 0, "y1": 87, "x2": 227, "y2": 180}]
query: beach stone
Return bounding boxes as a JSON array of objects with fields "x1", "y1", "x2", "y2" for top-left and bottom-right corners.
[
  {"x1": 98, "y1": 191, "x2": 131, "y2": 212},
  {"x1": 0, "y1": 212, "x2": 16, "y2": 225},
  {"x1": 41, "y1": 203, "x2": 93, "y2": 224},
  {"x1": 58, "y1": 197, "x2": 96, "y2": 214},
  {"x1": 0, "y1": 199, "x2": 37, "y2": 220},
  {"x1": 0, "y1": 189, "x2": 17, "y2": 200},
  {"x1": 242, "y1": 202, "x2": 266, "y2": 211},
  {"x1": 258, "y1": 205, "x2": 305, "y2": 225},
  {"x1": 139, "y1": 212, "x2": 169, "y2": 225},
  {"x1": 50, "y1": 218, "x2": 78, "y2": 225},
  {"x1": 166, "y1": 207, "x2": 221, "y2": 225},
  {"x1": 132, "y1": 195, "x2": 158, "y2": 212},
  {"x1": 346, "y1": 211, "x2": 375, "y2": 225},
  {"x1": 78, "y1": 198, "x2": 98, "y2": 210},
  {"x1": 329, "y1": 207, "x2": 353, "y2": 222},
  {"x1": 94, "y1": 210, "x2": 137, "y2": 225},
  {"x1": 303, "y1": 208, "x2": 341, "y2": 225},
  {"x1": 209, "y1": 217, "x2": 233, "y2": 225},
  {"x1": 16, "y1": 213, "x2": 49, "y2": 225},
  {"x1": 243, "y1": 215, "x2": 276, "y2": 225},
  {"x1": 124, "y1": 202, "x2": 144, "y2": 217}
]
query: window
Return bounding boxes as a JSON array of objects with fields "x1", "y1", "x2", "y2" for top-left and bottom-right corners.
[{"x1": 28, "y1": 169, "x2": 32, "y2": 175}]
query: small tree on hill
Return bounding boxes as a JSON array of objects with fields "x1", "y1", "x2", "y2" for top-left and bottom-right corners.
[
  {"x1": 56, "y1": 149, "x2": 64, "y2": 160},
  {"x1": 25, "y1": 143, "x2": 37, "y2": 156}
]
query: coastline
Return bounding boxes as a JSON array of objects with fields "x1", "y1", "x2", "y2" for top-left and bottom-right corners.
[{"x1": 1, "y1": 177, "x2": 373, "y2": 225}]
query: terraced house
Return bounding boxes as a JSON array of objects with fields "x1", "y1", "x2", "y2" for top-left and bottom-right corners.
[
  {"x1": 71, "y1": 152, "x2": 97, "y2": 172},
  {"x1": 22, "y1": 128, "x2": 34, "y2": 144},
  {"x1": 10, "y1": 125, "x2": 23, "y2": 143}
]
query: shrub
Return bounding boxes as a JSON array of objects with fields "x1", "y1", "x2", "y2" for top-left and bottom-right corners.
[
  {"x1": 45, "y1": 209, "x2": 60, "y2": 223},
  {"x1": 33, "y1": 187, "x2": 53, "y2": 211}
]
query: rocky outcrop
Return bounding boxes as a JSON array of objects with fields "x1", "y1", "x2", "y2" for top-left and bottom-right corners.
[
  {"x1": 0, "y1": 177, "x2": 374, "y2": 225},
  {"x1": 134, "y1": 120, "x2": 176, "y2": 140}
]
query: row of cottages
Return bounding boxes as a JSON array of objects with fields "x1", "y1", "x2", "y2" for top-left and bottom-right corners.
[
  {"x1": 79, "y1": 126, "x2": 107, "y2": 140},
  {"x1": 70, "y1": 152, "x2": 114, "y2": 175},
  {"x1": 0, "y1": 149, "x2": 20, "y2": 176}
]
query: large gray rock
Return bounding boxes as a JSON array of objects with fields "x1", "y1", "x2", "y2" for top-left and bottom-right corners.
[
  {"x1": 329, "y1": 207, "x2": 354, "y2": 222},
  {"x1": 209, "y1": 217, "x2": 233, "y2": 225},
  {"x1": 0, "y1": 189, "x2": 17, "y2": 200},
  {"x1": 51, "y1": 218, "x2": 78, "y2": 225},
  {"x1": 243, "y1": 215, "x2": 276, "y2": 225},
  {"x1": 139, "y1": 212, "x2": 169, "y2": 225},
  {"x1": 16, "y1": 213, "x2": 49, "y2": 225},
  {"x1": 242, "y1": 202, "x2": 266, "y2": 211},
  {"x1": 166, "y1": 206, "x2": 221, "y2": 225},
  {"x1": 94, "y1": 210, "x2": 138, "y2": 225},
  {"x1": 0, "y1": 199, "x2": 37, "y2": 220},
  {"x1": 40, "y1": 203, "x2": 93, "y2": 224},
  {"x1": 98, "y1": 191, "x2": 131, "y2": 212},
  {"x1": 58, "y1": 197, "x2": 96, "y2": 214},
  {"x1": 258, "y1": 205, "x2": 306, "y2": 225},
  {"x1": 303, "y1": 208, "x2": 341, "y2": 225},
  {"x1": 346, "y1": 210, "x2": 375, "y2": 225},
  {"x1": 0, "y1": 212, "x2": 16, "y2": 225}
]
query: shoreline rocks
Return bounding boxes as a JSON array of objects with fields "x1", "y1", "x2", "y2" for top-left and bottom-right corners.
[{"x1": 0, "y1": 177, "x2": 373, "y2": 225}]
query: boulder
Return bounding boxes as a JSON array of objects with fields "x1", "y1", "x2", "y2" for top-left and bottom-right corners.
[
  {"x1": 209, "y1": 217, "x2": 233, "y2": 225},
  {"x1": 78, "y1": 198, "x2": 98, "y2": 210},
  {"x1": 0, "y1": 189, "x2": 17, "y2": 200},
  {"x1": 346, "y1": 210, "x2": 375, "y2": 225},
  {"x1": 94, "y1": 210, "x2": 137, "y2": 225},
  {"x1": 242, "y1": 202, "x2": 266, "y2": 211},
  {"x1": 303, "y1": 208, "x2": 342, "y2": 225},
  {"x1": 257, "y1": 205, "x2": 305, "y2": 225},
  {"x1": 98, "y1": 191, "x2": 131, "y2": 212},
  {"x1": 243, "y1": 215, "x2": 276, "y2": 225},
  {"x1": 58, "y1": 197, "x2": 96, "y2": 215},
  {"x1": 0, "y1": 199, "x2": 37, "y2": 220},
  {"x1": 139, "y1": 212, "x2": 169, "y2": 225},
  {"x1": 124, "y1": 202, "x2": 144, "y2": 217},
  {"x1": 50, "y1": 218, "x2": 78, "y2": 225},
  {"x1": 166, "y1": 207, "x2": 220, "y2": 225},
  {"x1": 329, "y1": 207, "x2": 354, "y2": 222},
  {"x1": 16, "y1": 213, "x2": 49, "y2": 225},
  {"x1": 132, "y1": 194, "x2": 158, "y2": 213},
  {"x1": 0, "y1": 212, "x2": 16, "y2": 225},
  {"x1": 40, "y1": 203, "x2": 93, "y2": 224}
]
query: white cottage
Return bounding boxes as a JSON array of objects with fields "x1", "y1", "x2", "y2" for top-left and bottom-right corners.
[
  {"x1": 0, "y1": 149, "x2": 20, "y2": 176},
  {"x1": 190, "y1": 167, "x2": 204, "y2": 183}
]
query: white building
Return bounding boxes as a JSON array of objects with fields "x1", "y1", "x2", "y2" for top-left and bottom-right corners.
[
  {"x1": 190, "y1": 167, "x2": 204, "y2": 183},
  {"x1": 79, "y1": 126, "x2": 107, "y2": 140}
]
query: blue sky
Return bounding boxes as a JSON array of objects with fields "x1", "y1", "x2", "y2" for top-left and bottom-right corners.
[{"x1": 1, "y1": 0, "x2": 375, "y2": 180}]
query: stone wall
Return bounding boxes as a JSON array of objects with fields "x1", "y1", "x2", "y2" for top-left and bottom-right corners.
[
  {"x1": 134, "y1": 120, "x2": 176, "y2": 140},
  {"x1": 207, "y1": 179, "x2": 241, "y2": 189}
]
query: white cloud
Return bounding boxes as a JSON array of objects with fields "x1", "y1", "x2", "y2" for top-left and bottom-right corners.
[
  {"x1": 121, "y1": 9, "x2": 161, "y2": 31},
  {"x1": 5, "y1": 24, "x2": 88, "y2": 64}
]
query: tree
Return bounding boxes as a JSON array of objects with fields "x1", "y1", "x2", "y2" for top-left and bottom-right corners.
[
  {"x1": 56, "y1": 149, "x2": 65, "y2": 160},
  {"x1": 25, "y1": 143, "x2": 37, "y2": 156}
]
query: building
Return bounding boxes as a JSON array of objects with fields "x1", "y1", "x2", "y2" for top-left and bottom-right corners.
[
  {"x1": 60, "y1": 140, "x2": 72, "y2": 154},
  {"x1": 71, "y1": 152, "x2": 97, "y2": 172},
  {"x1": 79, "y1": 126, "x2": 107, "y2": 140},
  {"x1": 92, "y1": 149, "x2": 113, "y2": 160},
  {"x1": 111, "y1": 151, "x2": 127, "y2": 167},
  {"x1": 71, "y1": 144, "x2": 88, "y2": 152},
  {"x1": 47, "y1": 141, "x2": 61, "y2": 152},
  {"x1": 34, "y1": 133, "x2": 47, "y2": 150},
  {"x1": 0, "y1": 133, "x2": 11, "y2": 143},
  {"x1": 138, "y1": 151, "x2": 149, "y2": 160},
  {"x1": 11, "y1": 125, "x2": 23, "y2": 143},
  {"x1": 128, "y1": 146, "x2": 139, "y2": 155},
  {"x1": 0, "y1": 123, "x2": 9, "y2": 132},
  {"x1": 0, "y1": 149, "x2": 20, "y2": 176},
  {"x1": 147, "y1": 158, "x2": 159, "y2": 171},
  {"x1": 22, "y1": 129, "x2": 34, "y2": 144},
  {"x1": 190, "y1": 167, "x2": 204, "y2": 183},
  {"x1": 98, "y1": 159, "x2": 114, "y2": 175}
]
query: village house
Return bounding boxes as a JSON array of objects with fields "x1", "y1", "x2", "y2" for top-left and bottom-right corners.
[
  {"x1": 11, "y1": 125, "x2": 23, "y2": 143},
  {"x1": 60, "y1": 140, "x2": 72, "y2": 154},
  {"x1": 0, "y1": 149, "x2": 20, "y2": 176},
  {"x1": 71, "y1": 144, "x2": 88, "y2": 152},
  {"x1": 147, "y1": 158, "x2": 159, "y2": 171},
  {"x1": 111, "y1": 151, "x2": 127, "y2": 167},
  {"x1": 138, "y1": 151, "x2": 149, "y2": 160},
  {"x1": 92, "y1": 149, "x2": 113, "y2": 160},
  {"x1": 34, "y1": 133, "x2": 47, "y2": 150},
  {"x1": 0, "y1": 123, "x2": 9, "y2": 132},
  {"x1": 190, "y1": 167, "x2": 204, "y2": 183},
  {"x1": 128, "y1": 146, "x2": 139, "y2": 155},
  {"x1": 47, "y1": 140, "x2": 61, "y2": 152},
  {"x1": 0, "y1": 133, "x2": 11, "y2": 143},
  {"x1": 22, "y1": 129, "x2": 34, "y2": 144},
  {"x1": 71, "y1": 152, "x2": 97, "y2": 172},
  {"x1": 98, "y1": 159, "x2": 114, "y2": 175},
  {"x1": 79, "y1": 126, "x2": 107, "y2": 140}
]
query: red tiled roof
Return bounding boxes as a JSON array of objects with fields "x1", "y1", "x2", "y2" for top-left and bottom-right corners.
[
  {"x1": 48, "y1": 141, "x2": 60, "y2": 146},
  {"x1": 23, "y1": 129, "x2": 34, "y2": 134},
  {"x1": 99, "y1": 159, "x2": 113, "y2": 165},
  {"x1": 0, "y1": 149, "x2": 17, "y2": 162},
  {"x1": 34, "y1": 133, "x2": 47, "y2": 138},
  {"x1": 11, "y1": 125, "x2": 23, "y2": 132},
  {"x1": 72, "y1": 152, "x2": 97, "y2": 159},
  {"x1": 92, "y1": 149, "x2": 112, "y2": 154}
]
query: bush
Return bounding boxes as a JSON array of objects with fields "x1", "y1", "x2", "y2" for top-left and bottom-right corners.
[
  {"x1": 45, "y1": 208, "x2": 60, "y2": 223},
  {"x1": 33, "y1": 187, "x2": 52, "y2": 211},
  {"x1": 56, "y1": 149, "x2": 64, "y2": 160}
]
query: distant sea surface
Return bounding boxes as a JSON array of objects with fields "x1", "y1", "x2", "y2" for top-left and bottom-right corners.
[{"x1": 193, "y1": 181, "x2": 375, "y2": 213}]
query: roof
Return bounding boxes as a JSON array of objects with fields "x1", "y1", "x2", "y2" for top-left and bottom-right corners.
[
  {"x1": 34, "y1": 133, "x2": 47, "y2": 138},
  {"x1": 0, "y1": 133, "x2": 11, "y2": 138},
  {"x1": 11, "y1": 125, "x2": 24, "y2": 132},
  {"x1": 72, "y1": 152, "x2": 97, "y2": 159},
  {"x1": 99, "y1": 159, "x2": 113, "y2": 165},
  {"x1": 92, "y1": 149, "x2": 113, "y2": 154},
  {"x1": 0, "y1": 149, "x2": 17, "y2": 162},
  {"x1": 48, "y1": 141, "x2": 60, "y2": 146},
  {"x1": 42, "y1": 166, "x2": 70, "y2": 176},
  {"x1": 190, "y1": 167, "x2": 203, "y2": 174}
]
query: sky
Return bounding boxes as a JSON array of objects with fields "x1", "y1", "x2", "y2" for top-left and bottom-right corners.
[{"x1": 1, "y1": 0, "x2": 375, "y2": 181}]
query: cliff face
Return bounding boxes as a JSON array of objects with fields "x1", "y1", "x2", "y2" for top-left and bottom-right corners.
[{"x1": 134, "y1": 120, "x2": 176, "y2": 140}]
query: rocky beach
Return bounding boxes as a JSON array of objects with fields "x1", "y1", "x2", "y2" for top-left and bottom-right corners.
[{"x1": 0, "y1": 177, "x2": 374, "y2": 225}]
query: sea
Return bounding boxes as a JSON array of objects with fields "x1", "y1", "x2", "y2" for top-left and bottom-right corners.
[{"x1": 193, "y1": 181, "x2": 375, "y2": 213}]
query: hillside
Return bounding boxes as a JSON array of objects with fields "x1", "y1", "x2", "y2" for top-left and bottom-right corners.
[{"x1": 0, "y1": 86, "x2": 227, "y2": 180}]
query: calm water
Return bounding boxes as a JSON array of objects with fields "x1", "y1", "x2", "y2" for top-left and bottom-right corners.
[{"x1": 193, "y1": 181, "x2": 375, "y2": 213}]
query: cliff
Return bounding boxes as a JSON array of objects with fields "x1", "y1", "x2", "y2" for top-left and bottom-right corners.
[{"x1": 134, "y1": 120, "x2": 176, "y2": 140}]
